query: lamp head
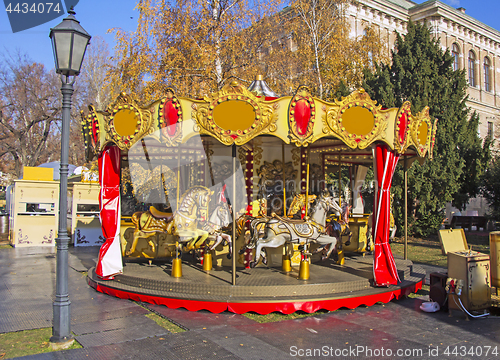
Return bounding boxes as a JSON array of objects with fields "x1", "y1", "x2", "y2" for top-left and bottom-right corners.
[{"x1": 49, "y1": 8, "x2": 91, "y2": 76}]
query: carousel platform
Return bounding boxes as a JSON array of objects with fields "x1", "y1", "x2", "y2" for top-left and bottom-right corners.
[{"x1": 88, "y1": 254, "x2": 425, "y2": 314}]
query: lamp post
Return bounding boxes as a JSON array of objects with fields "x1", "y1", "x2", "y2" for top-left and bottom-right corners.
[{"x1": 49, "y1": 8, "x2": 90, "y2": 344}]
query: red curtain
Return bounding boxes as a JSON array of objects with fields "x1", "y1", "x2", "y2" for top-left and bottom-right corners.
[
  {"x1": 96, "y1": 145, "x2": 122, "y2": 279},
  {"x1": 372, "y1": 144, "x2": 400, "y2": 286}
]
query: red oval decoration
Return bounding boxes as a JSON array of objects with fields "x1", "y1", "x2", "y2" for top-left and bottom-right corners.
[
  {"x1": 294, "y1": 99, "x2": 311, "y2": 136},
  {"x1": 164, "y1": 100, "x2": 179, "y2": 136},
  {"x1": 398, "y1": 113, "x2": 407, "y2": 144},
  {"x1": 91, "y1": 118, "x2": 99, "y2": 148}
]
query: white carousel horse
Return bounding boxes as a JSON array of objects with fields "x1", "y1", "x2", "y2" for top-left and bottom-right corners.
[
  {"x1": 247, "y1": 192, "x2": 341, "y2": 267},
  {"x1": 200, "y1": 201, "x2": 233, "y2": 258}
]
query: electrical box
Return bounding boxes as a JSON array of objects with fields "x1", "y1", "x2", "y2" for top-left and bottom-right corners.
[
  {"x1": 9, "y1": 179, "x2": 59, "y2": 247},
  {"x1": 429, "y1": 272, "x2": 448, "y2": 309},
  {"x1": 447, "y1": 251, "x2": 491, "y2": 312},
  {"x1": 70, "y1": 182, "x2": 103, "y2": 247}
]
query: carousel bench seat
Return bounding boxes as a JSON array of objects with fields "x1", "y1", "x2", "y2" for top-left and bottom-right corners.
[{"x1": 447, "y1": 215, "x2": 487, "y2": 231}]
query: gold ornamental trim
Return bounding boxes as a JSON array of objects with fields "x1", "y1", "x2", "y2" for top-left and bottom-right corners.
[
  {"x1": 322, "y1": 89, "x2": 387, "y2": 150},
  {"x1": 191, "y1": 81, "x2": 279, "y2": 146},
  {"x1": 408, "y1": 106, "x2": 432, "y2": 157},
  {"x1": 395, "y1": 101, "x2": 412, "y2": 154},
  {"x1": 430, "y1": 118, "x2": 438, "y2": 159},
  {"x1": 104, "y1": 93, "x2": 153, "y2": 151},
  {"x1": 288, "y1": 86, "x2": 315, "y2": 147},
  {"x1": 158, "y1": 89, "x2": 183, "y2": 147},
  {"x1": 81, "y1": 105, "x2": 101, "y2": 161}
]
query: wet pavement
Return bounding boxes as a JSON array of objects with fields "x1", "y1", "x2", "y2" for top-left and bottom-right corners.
[{"x1": 0, "y1": 246, "x2": 498, "y2": 360}]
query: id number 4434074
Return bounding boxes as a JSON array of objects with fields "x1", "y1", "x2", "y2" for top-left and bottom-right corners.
[
  {"x1": 6, "y1": 2, "x2": 62, "y2": 14},
  {"x1": 443, "y1": 345, "x2": 498, "y2": 357}
]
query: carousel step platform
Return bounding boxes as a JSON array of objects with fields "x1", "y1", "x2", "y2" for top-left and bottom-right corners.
[{"x1": 88, "y1": 255, "x2": 425, "y2": 314}]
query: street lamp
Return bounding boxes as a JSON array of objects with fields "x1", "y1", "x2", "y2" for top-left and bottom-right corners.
[{"x1": 49, "y1": 8, "x2": 90, "y2": 344}]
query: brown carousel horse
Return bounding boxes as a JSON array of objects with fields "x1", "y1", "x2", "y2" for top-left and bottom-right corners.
[
  {"x1": 287, "y1": 193, "x2": 317, "y2": 219},
  {"x1": 322, "y1": 204, "x2": 352, "y2": 257},
  {"x1": 128, "y1": 186, "x2": 230, "y2": 256}
]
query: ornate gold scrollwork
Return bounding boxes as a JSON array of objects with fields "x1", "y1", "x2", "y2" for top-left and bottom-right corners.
[
  {"x1": 81, "y1": 105, "x2": 101, "y2": 161},
  {"x1": 395, "y1": 101, "x2": 412, "y2": 154},
  {"x1": 104, "y1": 92, "x2": 152, "y2": 150},
  {"x1": 408, "y1": 106, "x2": 432, "y2": 157},
  {"x1": 252, "y1": 137, "x2": 263, "y2": 167},
  {"x1": 191, "y1": 81, "x2": 279, "y2": 146},
  {"x1": 238, "y1": 146, "x2": 247, "y2": 167},
  {"x1": 158, "y1": 88, "x2": 182, "y2": 147},
  {"x1": 291, "y1": 147, "x2": 301, "y2": 166},
  {"x1": 429, "y1": 118, "x2": 438, "y2": 159},
  {"x1": 322, "y1": 89, "x2": 386, "y2": 150},
  {"x1": 288, "y1": 86, "x2": 315, "y2": 147}
]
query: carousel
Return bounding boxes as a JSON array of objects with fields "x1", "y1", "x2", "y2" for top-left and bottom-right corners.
[{"x1": 84, "y1": 77, "x2": 436, "y2": 314}]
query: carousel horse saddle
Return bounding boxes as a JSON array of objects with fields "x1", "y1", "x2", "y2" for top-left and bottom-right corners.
[
  {"x1": 270, "y1": 213, "x2": 309, "y2": 224},
  {"x1": 149, "y1": 206, "x2": 173, "y2": 220}
]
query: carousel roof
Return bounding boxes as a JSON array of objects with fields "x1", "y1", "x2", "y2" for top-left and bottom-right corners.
[{"x1": 81, "y1": 81, "x2": 437, "y2": 165}]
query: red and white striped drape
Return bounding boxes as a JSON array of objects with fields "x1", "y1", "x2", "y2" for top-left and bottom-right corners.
[
  {"x1": 96, "y1": 145, "x2": 122, "y2": 279},
  {"x1": 372, "y1": 144, "x2": 400, "y2": 286}
]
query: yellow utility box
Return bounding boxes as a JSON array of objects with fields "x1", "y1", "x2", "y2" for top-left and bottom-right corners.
[
  {"x1": 70, "y1": 181, "x2": 103, "y2": 247},
  {"x1": 9, "y1": 179, "x2": 59, "y2": 247},
  {"x1": 448, "y1": 251, "x2": 491, "y2": 312}
]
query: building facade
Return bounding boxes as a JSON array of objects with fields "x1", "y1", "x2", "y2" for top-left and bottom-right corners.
[
  {"x1": 347, "y1": 0, "x2": 499, "y2": 218},
  {"x1": 347, "y1": 0, "x2": 500, "y2": 145}
]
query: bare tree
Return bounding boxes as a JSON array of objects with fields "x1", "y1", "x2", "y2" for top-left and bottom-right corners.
[
  {"x1": 77, "y1": 35, "x2": 113, "y2": 109},
  {"x1": 0, "y1": 53, "x2": 61, "y2": 178}
]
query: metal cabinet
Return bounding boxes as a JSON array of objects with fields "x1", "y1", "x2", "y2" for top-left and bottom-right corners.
[
  {"x1": 70, "y1": 182, "x2": 103, "y2": 246},
  {"x1": 9, "y1": 180, "x2": 59, "y2": 247},
  {"x1": 448, "y1": 251, "x2": 491, "y2": 312}
]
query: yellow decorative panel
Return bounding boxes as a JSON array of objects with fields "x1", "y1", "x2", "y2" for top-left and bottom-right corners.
[
  {"x1": 418, "y1": 121, "x2": 428, "y2": 146},
  {"x1": 104, "y1": 92, "x2": 153, "y2": 151},
  {"x1": 322, "y1": 89, "x2": 389, "y2": 150},
  {"x1": 213, "y1": 100, "x2": 256, "y2": 131},
  {"x1": 408, "y1": 106, "x2": 433, "y2": 157},
  {"x1": 342, "y1": 106, "x2": 374, "y2": 136},
  {"x1": 191, "y1": 82, "x2": 280, "y2": 146},
  {"x1": 114, "y1": 109, "x2": 139, "y2": 137}
]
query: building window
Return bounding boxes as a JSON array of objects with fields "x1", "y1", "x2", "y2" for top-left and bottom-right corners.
[
  {"x1": 488, "y1": 121, "x2": 494, "y2": 140},
  {"x1": 468, "y1": 51, "x2": 476, "y2": 87},
  {"x1": 451, "y1": 43, "x2": 459, "y2": 71},
  {"x1": 484, "y1": 57, "x2": 491, "y2": 92}
]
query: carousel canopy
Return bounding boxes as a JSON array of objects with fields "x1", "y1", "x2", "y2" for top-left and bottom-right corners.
[{"x1": 81, "y1": 83, "x2": 436, "y2": 165}]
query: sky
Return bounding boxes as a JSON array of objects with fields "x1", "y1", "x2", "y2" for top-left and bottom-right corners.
[
  {"x1": 1, "y1": 0, "x2": 500, "y2": 72},
  {"x1": 0, "y1": 0, "x2": 139, "y2": 70}
]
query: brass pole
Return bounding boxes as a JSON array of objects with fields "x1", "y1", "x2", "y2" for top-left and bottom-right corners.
[
  {"x1": 175, "y1": 148, "x2": 181, "y2": 261},
  {"x1": 404, "y1": 155, "x2": 408, "y2": 261},
  {"x1": 232, "y1": 144, "x2": 237, "y2": 286},
  {"x1": 176, "y1": 148, "x2": 181, "y2": 205},
  {"x1": 305, "y1": 148, "x2": 310, "y2": 217},
  {"x1": 338, "y1": 153, "x2": 342, "y2": 208},
  {"x1": 206, "y1": 142, "x2": 215, "y2": 186},
  {"x1": 282, "y1": 143, "x2": 286, "y2": 217}
]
